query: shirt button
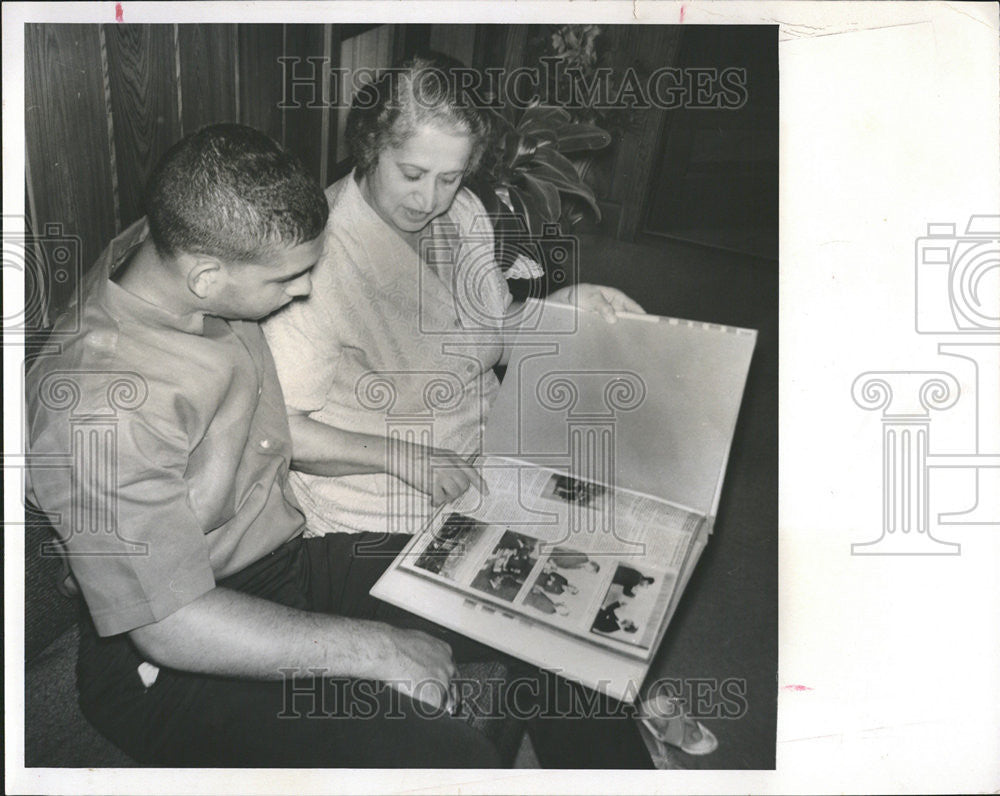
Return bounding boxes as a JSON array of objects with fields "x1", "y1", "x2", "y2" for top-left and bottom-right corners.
[{"x1": 259, "y1": 439, "x2": 271, "y2": 450}]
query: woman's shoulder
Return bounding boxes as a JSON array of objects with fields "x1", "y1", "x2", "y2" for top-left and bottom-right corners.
[
  {"x1": 324, "y1": 172, "x2": 355, "y2": 211},
  {"x1": 450, "y1": 186, "x2": 493, "y2": 234}
]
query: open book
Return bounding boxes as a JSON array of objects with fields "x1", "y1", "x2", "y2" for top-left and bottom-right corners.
[{"x1": 371, "y1": 301, "x2": 757, "y2": 702}]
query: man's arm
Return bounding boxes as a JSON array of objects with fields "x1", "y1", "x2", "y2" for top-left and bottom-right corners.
[
  {"x1": 129, "y1": 585, "x2": 456, "y2": 708},
  {"x1": 287, "y1": 413, "x2": 486, "y2": 506}
]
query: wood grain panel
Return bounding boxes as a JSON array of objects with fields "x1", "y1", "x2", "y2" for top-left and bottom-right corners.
[
  {"x1": 429, "y1": 25, "x2": 476, "y2": 68},
  {"x1": 604, "y1": 26, "x2": 682, "y2": 240},
  {"x1": 104, "y1": 24, "x2": 182, "y2": 228},
  {"x1": 24, "y1": 24, "x2": 117, "y2": 309},
  {"x1": 177, "y1": 25, "x2": 238, "y2": 135},
  {"x1": 237, "y1": 24, "x2": 286, "y2": 143},
  {"x1": 282, "y1": 24, "x2": 328, "y2": 185},
  {"x1": 393, "y1": 24, "x2": 431, "y2": 64}
]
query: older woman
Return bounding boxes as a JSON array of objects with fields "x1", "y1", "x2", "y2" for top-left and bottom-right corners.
[
  {"x1": 262, "y1": 54, "x2": 676, "y2": 768},
  {"x1": 263, "y1": 53, "x2": 642, "y2": 538}
]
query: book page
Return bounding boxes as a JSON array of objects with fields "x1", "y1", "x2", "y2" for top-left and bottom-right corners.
[
  {"x1": 396, "y1": 456, "x2": 703, "y2": 657},
  {"x1": 485, "y1": 304, "x2": 757, "y2": 517}
]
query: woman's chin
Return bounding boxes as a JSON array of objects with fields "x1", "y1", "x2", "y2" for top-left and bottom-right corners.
[{"x1": 396, "y1": 211, "x2": 433, "y2": 231}]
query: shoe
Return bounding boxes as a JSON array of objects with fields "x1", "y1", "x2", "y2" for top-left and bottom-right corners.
[{"x1": 637, "y1": 694, "x2": 719, "y2": 755}]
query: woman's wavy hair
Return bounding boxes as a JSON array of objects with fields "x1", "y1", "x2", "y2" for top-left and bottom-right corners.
[{"x1": 345, "y1": 52, "x2": 491, "y2": 177}]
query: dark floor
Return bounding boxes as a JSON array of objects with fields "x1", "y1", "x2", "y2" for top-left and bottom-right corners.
[{"x1": 573, "y1": 232, "x2": 778, "y2": 770}]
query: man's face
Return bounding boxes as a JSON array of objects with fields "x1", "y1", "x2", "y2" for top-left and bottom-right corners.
[{"x1": 212, "y1": 237, "x2": 322, "y2": 320}]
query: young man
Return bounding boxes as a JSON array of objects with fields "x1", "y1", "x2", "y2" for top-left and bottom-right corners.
[
  {"x1": 27, "y1": 124, "x2": 652, "y2": 769},
  {"x1": 25, "y1": 124, "x2": 505, "y2": 767}
]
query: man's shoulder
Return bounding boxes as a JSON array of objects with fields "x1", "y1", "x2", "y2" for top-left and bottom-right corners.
[{"x1": 27, "y1": 312, "x2": 148, "y2": 429}]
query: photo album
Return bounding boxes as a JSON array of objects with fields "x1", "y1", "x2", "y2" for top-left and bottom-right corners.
[{"x1": 373, "y1": 301, "x2": 757, "y2": 701}]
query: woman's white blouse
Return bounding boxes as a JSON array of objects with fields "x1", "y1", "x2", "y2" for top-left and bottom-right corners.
[{"x1": 262, "y1": 171, "x2": 513, "y2": 536}]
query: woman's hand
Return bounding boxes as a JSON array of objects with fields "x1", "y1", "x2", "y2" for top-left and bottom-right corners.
[
  {"x1": 389, "y1": 438, "x2": 489, "y2": 506},
  {"x1": 547, "y1": 283, "x2": 646, "y2": 323}
]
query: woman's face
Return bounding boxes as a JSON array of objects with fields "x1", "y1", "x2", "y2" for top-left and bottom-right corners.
[{"x1": 364, "y1": 122, "x2": 473, "y2": 236}]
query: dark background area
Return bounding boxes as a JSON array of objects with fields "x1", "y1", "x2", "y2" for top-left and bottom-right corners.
[
  {"x1": 23, "y1": 23, "x2": 777, "y2": 770},
  {"x1": 25, "y1": 23, "x2": 777, "y2": 315}
]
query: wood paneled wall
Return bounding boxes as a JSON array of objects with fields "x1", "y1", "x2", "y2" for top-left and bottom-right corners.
[
  {"x1": 24, "y1": 23, "x2": 415, "y2": 312},
  {"x1": 25, "y1": 23, "x2": 676, "y2": 315}
]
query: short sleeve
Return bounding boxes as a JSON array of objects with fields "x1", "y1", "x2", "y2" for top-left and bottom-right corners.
[{"x1": 27, "y1": 371, "x2": 216, "y2": 636}]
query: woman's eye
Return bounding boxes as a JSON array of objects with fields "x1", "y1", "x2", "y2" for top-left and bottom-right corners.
[
  {"x1": 440, "y1": 176, "x2": 459, "y2": 186},
  {"x1": 403, "y1": 172, "x2": 421, "y2": 182}
]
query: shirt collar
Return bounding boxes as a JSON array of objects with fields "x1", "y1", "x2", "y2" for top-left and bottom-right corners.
[{"x1": 96, "y1": 219, "x2": 207, "y2": 335}]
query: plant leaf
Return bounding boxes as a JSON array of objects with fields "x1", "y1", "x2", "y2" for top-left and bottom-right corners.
[
  {"x1": 519, "y1": 105, "x2": 571, "y2": 134},
  {"x1": 525, "y1": 148, "x2": 602, "y2": 219},
  {"x1": 551, "y1": 122, "x2": 612, "y2": 153},
  {"x1": 525, "y1": 127, "x2": 559, "y2": 148},
  {"x1": 508, "y1": 185, "x2": 545, "y2": 237},
  {"x1": 506, "y1": 132, "x2": 539, "y2": 170},
  {"x1": 529, "y1": 145, "x2": 582, "y2": 183},
  {"x1": 517, "y1": 172, "x2": 562, "y2": 224}
]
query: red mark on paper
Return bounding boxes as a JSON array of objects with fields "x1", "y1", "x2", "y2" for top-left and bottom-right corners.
[
  {"x1": 115, "y1": 3, "x2": 124, "y2": 22},
  {"x1": 783, "y1": 684, "x2": 814, "y2": 692},
  {"x1": 680, "y1": 5, "x2": 686, "y2": 22}
]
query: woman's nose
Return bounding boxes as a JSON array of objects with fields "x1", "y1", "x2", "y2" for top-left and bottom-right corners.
[{"x1": 412, "y1": 179, "x2": 436, "y2": 211}]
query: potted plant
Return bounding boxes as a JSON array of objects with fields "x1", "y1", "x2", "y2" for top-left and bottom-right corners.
[{"x1": 470, "y1": 102, "x2": 612, "y2": 293}]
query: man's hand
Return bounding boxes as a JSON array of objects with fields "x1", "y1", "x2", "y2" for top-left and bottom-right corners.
[
  {"x1": 389, "y1": 438, "x2": 489, "y2": 506},
  {"x1": 380, "y1": 627, "x2": 457, "y2": 712},
  {"x1": 547, "y1": 283, "x2": 646, "y2": 323}
]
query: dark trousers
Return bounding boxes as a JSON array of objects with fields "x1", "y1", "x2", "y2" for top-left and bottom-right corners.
[{"x1": 76, "y1": 533, "x2": 651, "y2": 768}]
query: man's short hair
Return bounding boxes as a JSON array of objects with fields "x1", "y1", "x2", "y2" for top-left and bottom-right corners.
[{"x1": 144, "y1": 123, "x2": 329, "y2": 263}]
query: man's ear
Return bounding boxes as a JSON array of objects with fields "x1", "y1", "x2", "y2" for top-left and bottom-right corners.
[{"x1": 186, "y1": 256, "x2": 223, "y2": 300}]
